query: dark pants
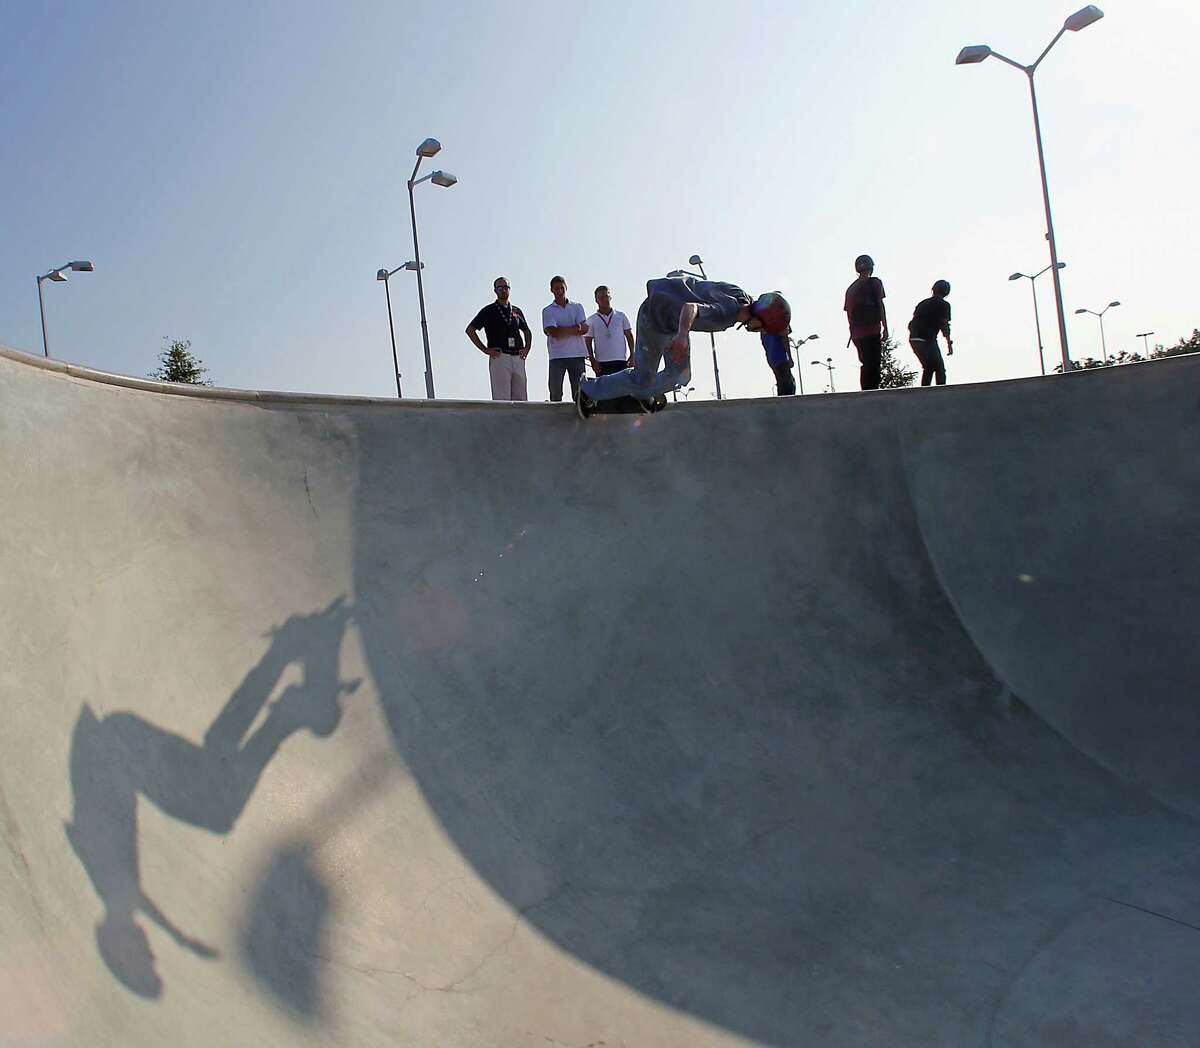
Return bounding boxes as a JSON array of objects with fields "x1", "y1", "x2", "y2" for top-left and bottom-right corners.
[
  {"x1": 549, "y1": 357, "x2": 586, "y2": 402},
  {"x1": 852, "y1": 334, "x2": 883, "y2": 390},
  {"x1": 771, "y1": 362, "x2": 796, "y2": 396},
  {"x1": 911, "y1": 340, "x2": 946, "y2": 386},
  {"x1": 596, "y1": 359, "x2": 629, "y2": 376}
]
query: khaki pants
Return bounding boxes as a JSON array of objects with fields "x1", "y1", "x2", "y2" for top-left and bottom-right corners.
[{"x1": 489, "y1": 353, "x2": 528, "y2": 401}]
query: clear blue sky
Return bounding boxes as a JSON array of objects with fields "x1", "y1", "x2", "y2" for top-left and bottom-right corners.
[{"x1": 2, "y1": 1, "x2": 1196, "y2": 400}]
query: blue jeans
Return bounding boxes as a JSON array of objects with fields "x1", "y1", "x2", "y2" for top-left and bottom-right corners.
[{"x1": 580, "y1": 301, "x2": 689, "y2": 402}]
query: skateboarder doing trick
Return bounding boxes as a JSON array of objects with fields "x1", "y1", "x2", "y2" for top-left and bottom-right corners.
[{"x1": 575, "y1": 275, "x2": 791, "y2": 417}]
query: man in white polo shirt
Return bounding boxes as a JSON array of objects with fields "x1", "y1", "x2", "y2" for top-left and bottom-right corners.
[
  {"x1": 542, "y1": 275, "x2": 589, "y2": 403},
  {"x1": 584, "y1": 285, "x2": 634, "y2": 376}
]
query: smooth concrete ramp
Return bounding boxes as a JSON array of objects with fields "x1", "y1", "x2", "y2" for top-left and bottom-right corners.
[{"x1": 2, "y1": 343, "x2": 1199, "y2": 1047}]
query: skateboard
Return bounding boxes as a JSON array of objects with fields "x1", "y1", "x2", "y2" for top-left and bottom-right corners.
[{"x1": 577, "y1": 392, "x2": 668, "y2": 419}]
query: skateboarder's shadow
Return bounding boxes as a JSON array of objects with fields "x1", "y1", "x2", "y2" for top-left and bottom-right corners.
[{"x1": 64, "y1": 596, "x2": 360, "y2": 998}]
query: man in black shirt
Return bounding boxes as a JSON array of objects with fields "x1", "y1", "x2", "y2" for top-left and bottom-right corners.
[
  {"x1": 466, "y1": 277, "x2": 535, "y2": 401},
  {"x1": 907, "y1": 280, "x2": 954, "y2": 386},
  {"x1": 843, "y1": 254, "x2": 889, "y2": 391}
]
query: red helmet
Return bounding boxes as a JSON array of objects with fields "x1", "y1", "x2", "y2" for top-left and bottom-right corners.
[{"x1": 752, "y1": 292, "x2": 791, "y2": 336}]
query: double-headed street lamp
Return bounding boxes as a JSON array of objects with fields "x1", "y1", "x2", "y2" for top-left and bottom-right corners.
[
  {"x1": 1136, "y1": 331, "x2": 1155, "y2": 358},
  {"x1": 812, "y1": 356, "x2": 836, "y2": 394},
  {"x1": 36, "y1": 259, "x2": 94, "y2": 358},
  {"x1": 1008, "y1": 262, "x2": 1066, "y2": 375},
  {"x1": 1074, "y1": 301, "x2": 1120, "y2": 364},
  {"x1": 667, "y1": 254, "x2": 723, "y2": 400},
  {"x1": 376, "y1": 261, "x2": 423, "y2": 397},
  {"x1": 407, "y1": 137, "x2": 457, "y2": 399},
  {"x1": 789, "y1": 333, "x2": 820, "y2": 395},
  {"x1": 956, "y1": 5, "x2": 1105, "y2": 377}
]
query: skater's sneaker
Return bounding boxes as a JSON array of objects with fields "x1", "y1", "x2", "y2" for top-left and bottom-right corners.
[{"x1": 575, "y1": 386, "x2": 596, "y2": 420}]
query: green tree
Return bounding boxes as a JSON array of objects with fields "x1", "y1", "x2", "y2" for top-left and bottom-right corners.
[
  {"x1": 151, "y1": 338, "x2": 210, "y2": 385},
  {"x1": 1153, "y1": 328, "x2": 1200, "y2": 359},
  {"x1": 879, "y1": 336, "x2": 917, "y2": 388},
  {"x1": 1055, "y1": 328, "x2": 1199, "y2": 372}
]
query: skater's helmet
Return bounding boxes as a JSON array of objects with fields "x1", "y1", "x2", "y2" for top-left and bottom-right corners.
[
  {"x1": 855, "y1": 254, "x2": 875, "y2": 274},
  {"x1": 751, "y1": 292, "x2": 792, "y2": 336},
  {"x1": 932, "y1": 279, "x2": 951, "y2": 296}
]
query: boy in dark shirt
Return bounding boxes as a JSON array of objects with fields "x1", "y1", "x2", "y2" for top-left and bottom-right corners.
[
  {"x1": 908, "y1": 280, "x2": 954, "y2": 386},
  {"x1": 843, "y1": 254, "x2": 888, "y2": 390}
]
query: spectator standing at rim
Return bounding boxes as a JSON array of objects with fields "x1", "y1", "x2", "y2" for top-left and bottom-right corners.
[
  {"x1": 466, "y1": 277, "x2": 534, "y2": 401},
  {"x1": 542, "y1": 276, "x2": 589, "y2": 403},
  {"x1": 844, "y1": 254, "x2": 888, "y2": 390},
  {"x1": 584, "y1": 285, "x2": 634, "y2": 376},
  {"x1": 761, "y1": 327, "x2": 796, "y2": 396},
  {"x1": 908, "y1": 280, "x2": 954, "y2": 386},
  {"x1": 576, "y1": 275, "x2": 791, "y2": 416}
]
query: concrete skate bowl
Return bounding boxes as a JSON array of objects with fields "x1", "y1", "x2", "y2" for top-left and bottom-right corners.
[{"x1": 2, "y1": 343, "x2": 1199, "y2": 1047}]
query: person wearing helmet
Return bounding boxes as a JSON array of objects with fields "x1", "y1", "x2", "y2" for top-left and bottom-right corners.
[
  {"x1": 843, "y1": 254, "x2": 888, "y2": 390},
  {"x1": 760, "y1": 326, "x2": 797, "y2": 396},
  {"x1": 575, "y1": 274, "x2": 790, "y2": 416},
  {"x1": 908, "y1": 279, "x2": 954, "y2": 385}
]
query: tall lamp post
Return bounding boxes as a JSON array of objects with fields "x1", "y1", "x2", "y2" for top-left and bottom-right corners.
[
  {"x1": 407, "y1": 137, "x2": 457, "y2": 399},
  {"x1": 1136, "y1": 331, "x2": 1155, "y2": 358},
  {"x1": 789, "y1": 333, "x2": 820, "y2": 395},
  {"x1": 1008, "y1": 262, "x2": 1066, "y2": 375},
  {"x1": 956, "y1": 5, "x2": 1105, "y2": 377},
  {"x1": 36, "y1": 259, "x2": 94, "y2": 358},
  {"x1": 376, "y1": 261, "x2": 423, "y2": 397},
  {"x1": 1074, "y1": 301, "x2": 1120, "y2": 364},
  {"x1": 812, "y1": 356, "x2": 836, "y2": 393}
]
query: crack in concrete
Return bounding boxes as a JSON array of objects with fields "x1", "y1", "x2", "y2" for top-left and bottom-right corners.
[
  {"x1": 1103, "y1": 896, "x2": 1200, "y2": 934},
  {"x1": 303, "y1": 469, "x2": 319, "y2": 517},
  {"x1": 313, "y1": 882, "x2": 571, "y2": 1003}
]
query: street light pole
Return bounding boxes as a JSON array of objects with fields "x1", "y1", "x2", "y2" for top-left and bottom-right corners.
[
  {"x1": 789, "y1": 334, "x2": 820, "y2": 395},
  {"x1": 405, "y1": 138, "x2": 457, "y2": 399},
  {"x1": 689, "y1": 255, "x2": 722, "y2": 400},
  {"x1": 37, "y1": 276, "x2": 50, "y2": 358},
  {"x1": 957, "y1": 6, "x2": 1105, "y2": 376},
  {"x1": 377, "y1": 261, "x2": 426, "y2": 397},
  {"x1": 1009, "y1": 262, "x2": 1065, "y2": 375},
  {"x1": 1074, "y1": 301, "x2": 1120, "y2": 364},
  {"x1": 812, "y1": 357, "x2": 836, "y2": 393},
  {"x1": 407, "y1": 167, "x2": 434, "y2": 399},
  {"x1": 1136, "y1": 331, "x2": 1155, "y2": 358},
  {"x1": 35, "y1": 260, "x2": 95, "y2": 359}
]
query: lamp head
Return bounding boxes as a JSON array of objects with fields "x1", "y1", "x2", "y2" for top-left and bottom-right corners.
[
  {"x1": 688, "y1": 254, "x2": 703, "y2": 267},
  {"x1": 415, "y1": 138, "x2": 441, "y2": 158},
  {"x1": 1108, "y1": 300, "x2": 1120, "y2": 308},
  {"x1": 1074, "y1": 308, "x2": 1088, "y2": 315},
  {"x1": 1064, "y1": 5, "x2": 1104, "y2": 32},
  {"x1": 70, "y1": 260, "x2": 94, "y2": 272},
  {"x1": 1009, "y1": 272, "x2": 1025, "y2": 281},
  {"x1": 666, "y1": 270, "x2": 686, "y2": 278},
  {"x1": 376, "y1": 268, "x2": 388, "y2": 281},
  {"x1": 47, "y1": 269, "x2": 69, "y2": 282},
  {"x1": 1055, "y1": 262, "x2": 1066, "y2": 270},
  {"x1": 430, "y1": 170, "x2": 457, "y2": 188},
  {"x1": 956, "y1": 44, "x2": 992, "y2": 65},
  {"x1": 403, "y1": 260, "x2": 423, "y2": 271},
  {"x1": 808, "y1": 334, "x2": 819, "y2": 341}
]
